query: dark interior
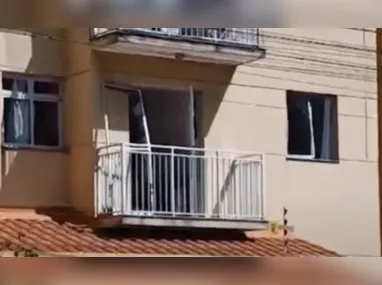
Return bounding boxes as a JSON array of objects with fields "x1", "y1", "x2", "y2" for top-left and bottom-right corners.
[{"x1": 128, "y1": 88, "x2": 204, "y2": 215}]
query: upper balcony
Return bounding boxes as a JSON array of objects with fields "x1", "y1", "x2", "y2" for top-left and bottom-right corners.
[
  {"x1": 95, "y1": 143, "x2": 266, "y2": 230},
  {"x1": 90, "y1": 28, "x2": 265, "y2": 65}
]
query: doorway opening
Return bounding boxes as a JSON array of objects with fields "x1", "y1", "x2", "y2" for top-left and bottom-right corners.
[{"x1": 105, "y1": 84, "x2": 205, "y2": 217}]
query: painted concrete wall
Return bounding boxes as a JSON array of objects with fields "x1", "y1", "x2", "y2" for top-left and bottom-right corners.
[
  {"x1": 256, "y1": 29, "x2": 378, "y2": 256},
  {"x1": 0, "y1": 28, "x2": 378, "y2": 256},
  {"x1": 64, "y1": 29, "x2": 100, "y2": 215},
  {"x1": 92, "y1": 29, "x2": 378, "y2": 256},
  {"x1": 0, "y1": 29, "x2": 68, "y2": 208}
]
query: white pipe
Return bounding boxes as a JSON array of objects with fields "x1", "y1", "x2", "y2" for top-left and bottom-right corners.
[
  {"x1": 188, "y1": 86, "x2": 197, "y2": 212},
  {"x1": 102, "y1": 92, "x2": 111, "y2": 147},
  {"x1": 136, "y1": 88, "x2": 155, "y2": 212},
  {"x1": 101, "y1": 85, "x2": 112, "y2": 214}
]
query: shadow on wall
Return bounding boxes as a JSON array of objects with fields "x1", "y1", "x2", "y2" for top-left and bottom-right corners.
[
  {"x1": 0, "y1": 28, "x2": 68, "y2": 208},
  {"x1": 93, "y1": 52, "x2": 236, "y2": 146}
]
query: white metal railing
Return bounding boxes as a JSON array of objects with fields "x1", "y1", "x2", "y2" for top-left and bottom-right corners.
[
  {"x1": 96, "y1": 143, "x2": 265, "y2": 222},
  {"x1": 91, "y1": 28, "x2": 260, "y2": 49}
]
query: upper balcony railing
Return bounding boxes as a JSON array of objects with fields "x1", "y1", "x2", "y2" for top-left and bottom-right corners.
[
  {"x1": 91, "y1": 28, "x2": 261, "y2": 50},
  {"x1": 95, "y1": 143, "x2": 265, "y2": 228}
]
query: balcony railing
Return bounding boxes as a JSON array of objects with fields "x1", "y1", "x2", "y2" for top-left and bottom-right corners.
[
  {"x1": 91, "y1": 28, "x2": 260, "y2": 50},
  {"x1": 96, "y1": 143, "x2": 265, "y2": 223}
]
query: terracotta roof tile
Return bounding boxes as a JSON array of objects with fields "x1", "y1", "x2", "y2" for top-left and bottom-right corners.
[{"x1": 0, "y1": 219, "x2": 340, "y2": 256}]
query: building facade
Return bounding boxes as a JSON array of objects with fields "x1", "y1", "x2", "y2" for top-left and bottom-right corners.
[{"x1": 0, "y1": 28, "x2": 378, "y2": 256}]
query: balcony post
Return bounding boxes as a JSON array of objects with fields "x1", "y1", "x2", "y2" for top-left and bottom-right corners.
[
  {"x1": 170, "y1": 147, "x2": 175, "y2": 216},
  {"x1": 95, "y1": 149, "x2": 102, "y2": 216},
  {"x1": 215, "y1": 151, "x2": 220, "y2": 218},
  {"x1": 260, "y1": 154, "x2": 265, "y2": 220},
  {"x1": 121, "y1": 144, "x2": 127, "y2": 215}
]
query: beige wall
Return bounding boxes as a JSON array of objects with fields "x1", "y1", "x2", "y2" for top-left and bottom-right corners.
[
  {"x1": 255, "y1": 29, "x2": 378, "y2": 256},
  {"x1": 0, "y1": 28, "x2": 378, "y2": 256},
  {"x1": 92, "y1": 29, "x2": 379, "y2": 256},
  {"x1": 64, "y1": 29, "x2": 99, "y2": 215},
  {"x1": 0, "y1": 29, "x2": 68, "y2": 208},
  {"x1": 223, "y1": 29, "x2": 377, "y2": 256}
]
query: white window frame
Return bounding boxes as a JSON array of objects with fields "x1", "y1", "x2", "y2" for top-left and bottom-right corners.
[{"x1": 2, "y1": 73, "x2": 63, "y2": 150}]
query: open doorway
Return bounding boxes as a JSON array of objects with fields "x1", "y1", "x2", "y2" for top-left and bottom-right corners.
[{"x1": 105, "y1": 84, "x2": 204, "y2": 217}]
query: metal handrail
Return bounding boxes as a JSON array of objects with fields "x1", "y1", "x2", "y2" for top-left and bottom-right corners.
[
  {"x1": 91, "y1": 28, "x2": 260, "y2": 48},
  {"x1": 96, "y1": 143, "x2": 265, "y2": 221}
]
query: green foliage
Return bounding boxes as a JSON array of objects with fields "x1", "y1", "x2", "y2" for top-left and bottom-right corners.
[
  {"x1": 1, "y1": 233, "x2": 39, "y2": 257},
  {"x1": 13, "y1": 249, "x2": 39, "y2": 257}
]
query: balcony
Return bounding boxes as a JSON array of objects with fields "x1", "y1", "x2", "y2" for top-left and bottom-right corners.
[
  {"x1": 90, "y1": 28, "x2": 265, "y2": 65},
  {"x1": 96, "y1": 143, "x2": 266, "y2": 230}
]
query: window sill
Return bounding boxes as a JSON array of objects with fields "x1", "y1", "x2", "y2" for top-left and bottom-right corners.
[
  {"x1": 2, "y1": 144, "x2": 69, "y2": 153},
  {"x1": 286, "y1": 156, "x2": 339, "y2": 164}
]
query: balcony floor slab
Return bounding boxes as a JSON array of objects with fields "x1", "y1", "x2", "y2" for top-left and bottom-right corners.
[
  {"x1": 91, "y1": 33, "x2": 265, "y2": 65},
  {"x1": 97, "y1": 215, "x2": 268, "y2": 230}
]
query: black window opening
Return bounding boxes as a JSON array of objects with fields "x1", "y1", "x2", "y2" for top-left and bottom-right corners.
[
  {"x1": 127, "y1": 88, "x2": 204, "y2": 216},
  {"x1": 286, "y1": 91, "x2": 339, "y2": 162}
]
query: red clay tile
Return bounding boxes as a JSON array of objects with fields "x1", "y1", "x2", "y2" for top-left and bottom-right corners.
[{"x1": 0, "y1": 218, "x2": 340, "y2": 256}]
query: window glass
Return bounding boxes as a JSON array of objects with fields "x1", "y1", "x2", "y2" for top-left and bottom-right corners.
[
  {"x1": 33, "y1": 101, "x2": 59, "y2": 146},
  {"x1": 2, "y1": 77, "x2": 28, "y2": 93},
  {"x1": 34, "y1": 81, "x2": 59, "y2": 95},
  {"x1": 287, "y1": 94, "x2": 312, "y2": 155},
  {"x1": 3, "y1": 98, "x2": 31, "y2": 144}
]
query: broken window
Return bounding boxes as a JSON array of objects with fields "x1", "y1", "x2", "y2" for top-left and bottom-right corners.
[
  {"x1": 2, "y1": 74, "x2": 61, "y2": 148},
  {"x1": 286, "y1": 91, "x2": 338, "y2": 161}
]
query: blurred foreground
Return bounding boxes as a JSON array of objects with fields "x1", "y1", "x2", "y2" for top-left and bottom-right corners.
[{"x1": 0, "y1": 258, "x2": 381, "y2": 284}]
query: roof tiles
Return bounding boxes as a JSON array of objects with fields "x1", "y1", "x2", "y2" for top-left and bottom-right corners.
[{"x1": 0, "y1": 219, "x2": 340, "y2": 256}]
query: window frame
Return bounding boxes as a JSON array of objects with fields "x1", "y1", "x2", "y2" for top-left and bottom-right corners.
[
  {"x1": 286, "y1": 90, "x2": 339, "y2": 163},
  {"x1": 1, "y1": 73, "x2": 63, "y2": 150}
]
